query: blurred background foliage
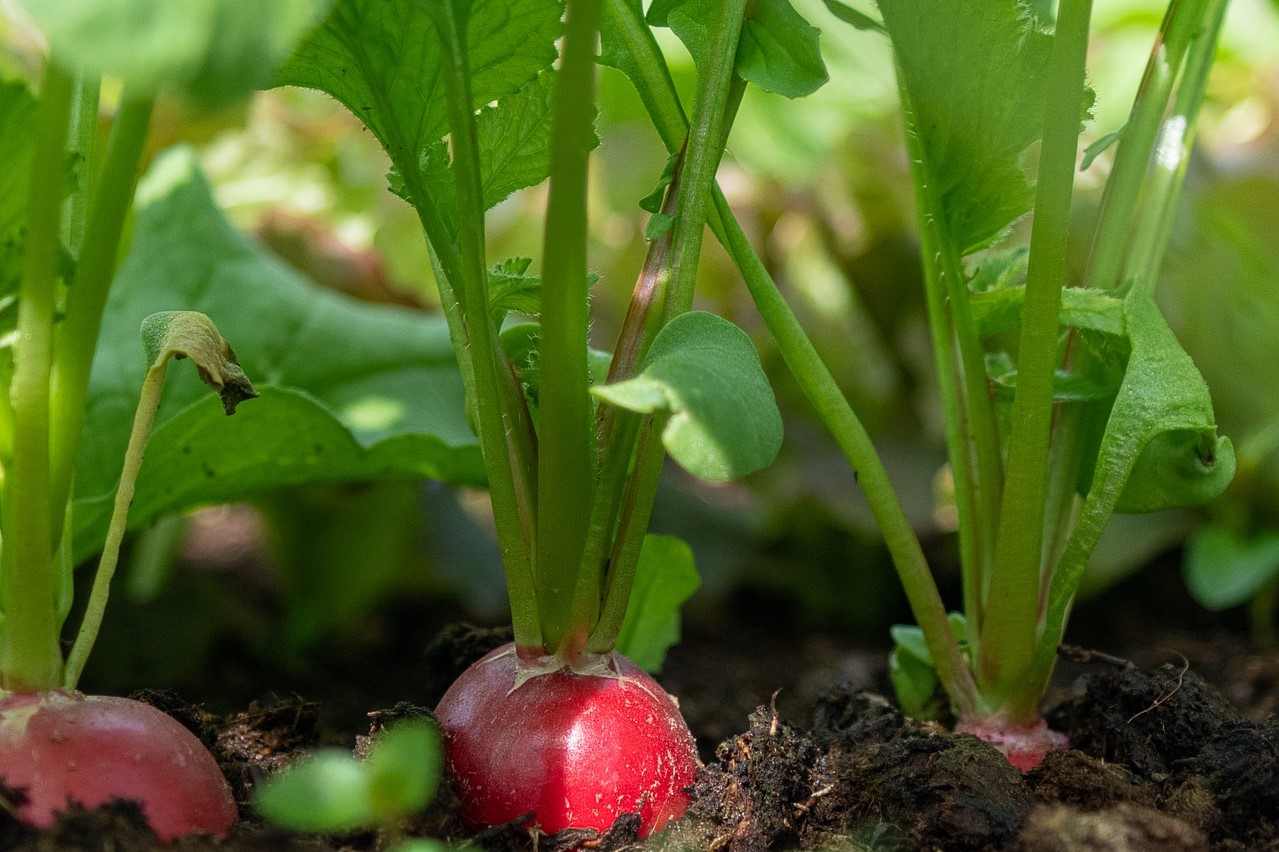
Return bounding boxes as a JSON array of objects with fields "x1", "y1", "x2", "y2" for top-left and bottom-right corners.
[{"x1": 7, "y1": 0, "x2": 1279, "y2": 696}]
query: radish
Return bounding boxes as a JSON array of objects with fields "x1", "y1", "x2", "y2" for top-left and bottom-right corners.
[
  {"x1": 0, "y1": 312, "x2": 255, "y2": 840},
  {"x1": 0, "y1": 691, "x2": 238, "y2": 841},
  {"x1": 435, "y1": 643, "x2": 699, "y2": 836}
]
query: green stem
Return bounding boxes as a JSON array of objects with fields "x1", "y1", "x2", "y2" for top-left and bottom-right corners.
[
  {"x1": 0, "y1": 64, "x2": 74, "y2": 693},
  {"x1": 1124, "y1": 0, "x2": 1227, "y2": 297},
  {"x1": 63, "y1": 361, "x2": 167, "y2": 689},
  {"x1": 719, "y1": 192, "x2": 980, "y2": 716},
  {"x1": 432, "y1": 1, "x2": 541, "y2": 649},
  {"x1": 1083, "y1": 0, "x2": 1210, "y2": 292},
  {"x1": 537, "y1": 0, "x2": 602, "y2": 655},
  {"x1": 663, "y1": 5, "x2": 745, "y2": 319},
  {"x1": 585, "y1": 0, "x2": 747, "y2": 654},
  {"x1": 49, "y1": 95, "x2": 154, "y2": 542},
  {"x1": 597, "y1": 0, "x2": 977, "y2": 710},
  {"x1": 977, "y1": 0, "x2": 1093, "y2": 715},
  {"x1": 61, "y1": 74, "x2": 100, "y2": 254},
  {"x1": 576, "y1": 172, "x2": 681, "y2": 647}
]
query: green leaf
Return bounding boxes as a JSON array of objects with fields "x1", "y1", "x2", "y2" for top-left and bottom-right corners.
[
  {"x1": 1183, "y1": 526, "x2": 1279, "y2": 612},
  {"x1": 254, "y1": 721, "x2": 439, "y2": 833},
  {"x1": 365, "y1": 721, "x2": 442, "y2": 820},
  {"x1": 19, "y1": 0, "x2": 328, "y2": 105},
  {"x1": 1099, "y1": 295, "x2": 1236, "y2": 514},
  {"x1": 1081, "y1": 125, "x2": 1125, "y2": 171},
  {"x1": 879, "y1": 0, "x2": 1059, "y2": 253},
  {"x1": 972, "y1": 287, "x2": 1126, "y2": 339},
  {"x1": 737, "y1": 0, "x2": 828, "y2": 99},
  {"x1": 985, "y1": 352, "x2": 1114, "y2": 404},
  {"x1": 488, "y1": 258, "x2": 540, "y2": 321},
  {"x1": 615, "y1": 534, "x2": 700, "y2": 673},
  {"x1": 647, "y1": 0, "x2": 718, "y2": 66},
  {"x1": 411, "y1": 70, "x2": 592, "y2": 219},
  {"x1": 72, "y1": 149, "x2": 481, "y2": 562},
  {"x1": 888, "y1": 614, "x2": 967, "y2": 721},
  {"x1": 255, "y1": 752, "x2": 378, "y2": 832},
  {"x1": 591, "y1": 311, "x2": 782, "y2": 482},
  {"x1": 279, "y1": 0, "x2": 561, "y2": 203},
  {"x1": 0, "y1": 80, "x2": 36, "y2": 306},
  {"x1": 821, "y1": 0, "x2": 885, "y2": 33},
  {"x1": 1062, "y1": 293, "x2": 1235, "y2": 581}
]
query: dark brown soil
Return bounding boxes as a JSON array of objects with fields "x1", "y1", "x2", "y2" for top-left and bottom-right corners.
[{"x1": 10, "y1": 609, "x2": 1279, "y2": 850}]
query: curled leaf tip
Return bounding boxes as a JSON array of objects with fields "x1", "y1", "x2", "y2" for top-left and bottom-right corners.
[{"x1": 140, "y1": 310, "x2": 258, "y2": 414}]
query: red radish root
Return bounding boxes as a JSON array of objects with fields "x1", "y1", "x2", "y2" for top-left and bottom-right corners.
[
  {"x1": 0, "y1": 691, "x2": 238, "y2": 840},
  {"x1": 954, "y1": 716, "x2": 1069, "y2": 772},
  {"x1": 435, "y1": 643, "x2": 700, "y2": 836}
]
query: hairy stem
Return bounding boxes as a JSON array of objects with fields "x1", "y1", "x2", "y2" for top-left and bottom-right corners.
[{"x1": 432, "y1": 2, "x2": 542, "y2": 648}]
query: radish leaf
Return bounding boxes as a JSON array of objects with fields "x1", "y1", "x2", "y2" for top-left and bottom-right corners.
[
  {"x1": 592, "y1": 311, "x2": 782, "y2": 481},
  {"x1": 615, "y1": 534, "x2": 699, "y2": 673},
  {"x1": 737, "y1": 0, "x2": 828, "y2": 99},
  {"x1": 71, "y1": 150, "x2": 480, "y2": 562},
  {"x1": 18, "y1": 0, "x2": 327, "y2": 106},
  {"x1": 1183, "y1": 527, "x2": 1279, "y2": 612},
  {"x1": 879, "y1": 0, "x2": 1061, "y2": 253},
  {"x1": 279, "y1": 0, "x2": 561, "y2": 203}
]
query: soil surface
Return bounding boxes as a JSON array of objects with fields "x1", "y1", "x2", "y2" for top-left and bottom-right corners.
[{"x1": 8, "y1": 556, "x2": 1279, "y2": 850}]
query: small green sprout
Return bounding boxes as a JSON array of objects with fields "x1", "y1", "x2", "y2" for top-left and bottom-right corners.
[{"x1": 254, "y1": 719, "x2": 444, "y2": 842}]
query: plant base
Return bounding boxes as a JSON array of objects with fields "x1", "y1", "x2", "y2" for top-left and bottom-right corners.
[{"x1": 954, "y1": 717, "x2": 1069, "y2": 772}]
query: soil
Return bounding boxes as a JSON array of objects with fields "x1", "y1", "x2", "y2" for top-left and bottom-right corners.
[{"x1": 8, "y1": 563, "x2": 1279, "y2": 850}]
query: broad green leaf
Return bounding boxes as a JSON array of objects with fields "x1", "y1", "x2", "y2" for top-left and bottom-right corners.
[
  {"x1": 20, "y1": 0, "x2": 328, "y2": 105},
  {"x1": 72, "y1": 149, "x2": 480, "y2": 562},
  {"x1": 879, "y1": 0, "x2": 1058, "y2": 253},
  {"x1": 279, "y1": 0, "x2": 561, "y2": 203},
  {"x1": 410, "y1": 70, "x2": 590, "y2": 219},
  {"x1": 737, "y1": 0, "x2": 828, "y2": 99},
  {"x1": 591, "y1": 311, "x2": 782, "y2": 482},
  {"x1": 365, "y1": 721, "x2": 442, "y2": 819},
  {"x1": 615, "y1": 534, "x2": 700, "y2": 673},
  {"x1": 255, "y1": 752, "x2": 377, "y2": 832},
  {"x1": 1183, "y1": 526, "x2": 1279, "y2": 612}
]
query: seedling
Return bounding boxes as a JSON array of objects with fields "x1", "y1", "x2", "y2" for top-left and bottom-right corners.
[
  {"x1": 275, "y1": 0, "x2": 798, "y2": 835},
  {"x1": 255, "y1": 718, "x2": 451, "y2": 850},
  {"x1": 587, "y1": 0, "x2": 1236, "y2": 768}
]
